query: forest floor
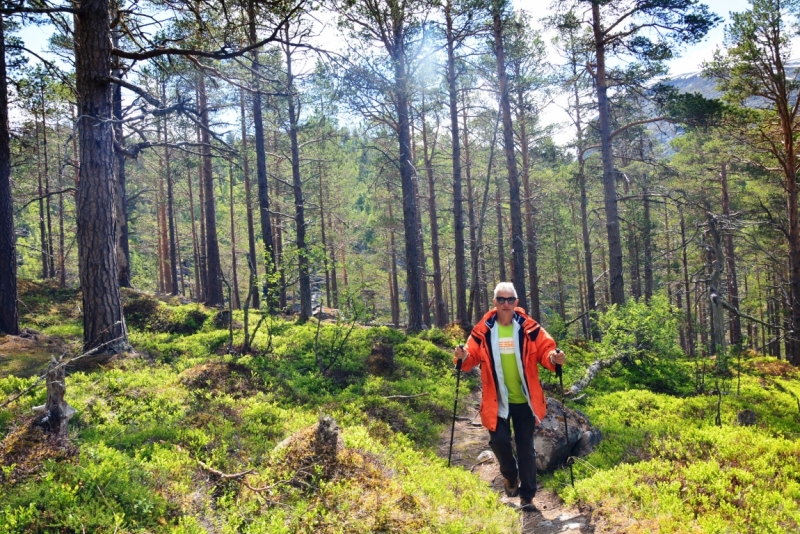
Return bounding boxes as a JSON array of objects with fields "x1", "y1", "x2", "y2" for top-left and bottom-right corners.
[{"x1": 438, "y1": 386, "x2": 595, "y2": 534}]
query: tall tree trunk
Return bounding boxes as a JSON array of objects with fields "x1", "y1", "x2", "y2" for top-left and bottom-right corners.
[
  {"x1": 319, "y1": 162, "x2": 331, "y2": 308},
  {"x1": 0, "y1": 14, "x2": 18, "y2": 335},
  {"x1": 463, "y1": 103, "x2": 479, "y2": 324},
  {"x1": 388, "y1": 187, "x2": 400, "y2": 327},
  {"x1": 111, "y1": 29, "x2": 130, "y2": 288},
  {"x1": 680, "y1": 204, "x2": 695, "y2": 356},
  {"x1": 410, "y1": 127, "x2": 431, "y2": 328},
  {"x1": 239, "y1": 89, "x2": 260, "y2": 309},
  {"x1": 157, "y1": 118, "x2": 171, "y2": 294},
  {"x1": 197, "y1": 74, "x2": 223, "y2": 306},
  {"x1": 196, "y1": 122, "x2": 208, "y2": 301},
  {"x1": 248, "y1": 0, "x2": 276, "y2": 308},
  {"x1": 643, "y1": 187, "x2": 653, "y2": 301},
  {"x1": 553, "y1": 206, "x2": 566, "y2": 322},
  {"x1": 420, "y1": 101, "x2": 447, "y2": 327},
  {"x1": 56, "y1": 138, "x2": 66, "y2": 288},
  {"x1": 187, "y1": 163, "x2": 201, "y2": 300},
  {"x1": 707, "y1": 212, "x2": 726, "y2": 359},
  {"x1": 492, "y1": 0, "x2": 526, "y2": 311},
  {"x1": 330, "y1": 216, "x2": 339, "y2": 308},
  {"x1": 495, "y1": 171, "x2": 507, "y2": 281},
  {"x1": 272, "y1": 132, "x2": 287, "y2": 309},
  {"x1": 720, "y1": 162, "x2": 742, "y2": 345},
  {"x1": 284, "y1": 37, "x2": 311, "y2": 321},
  {"x1": 393, "y1": 41, "x2": 424, "y2": 332},
  {"x1": 40, "y1": 97, "x2": 55, "y2": 278},
  {"x1": 36, "y1": 121, "x2": 48, "y2": 279},
  {"x1": 445, "y1": 0, "x2": 467, "y2": 327},
  {"x1": 74, "y1": 0, "x2": 129, "y2": 353},
  {"x1": 229, "y1": 158, "x2": 240, "y2": 309},
  {"x1": 571, "y1": 200, "x2": 588, "y2": 338},
  {"x1": 591, "y1": 2, "x2": 625, "y2": 305},
  {"x1": 578, "y1": 157, "x2": 598, "y2": 336},
  {"x1": 516, "y1": 80, "x2": 540, "y2": 321},
  {"x1": 164, "y1": 112, "x2": 178, "y2": 295}
]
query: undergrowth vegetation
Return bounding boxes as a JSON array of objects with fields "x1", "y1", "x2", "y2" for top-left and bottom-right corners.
[
  {"x1": 2, "y1": 286, "x2": 800, "y2": 532},
  {"x1": 1, "y1": 287, "x2": 516, "y2": 533}
]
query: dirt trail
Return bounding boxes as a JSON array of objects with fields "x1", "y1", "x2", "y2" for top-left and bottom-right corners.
[{"x1": 438, "y1": 387, "x2": 594, "y2": 534}]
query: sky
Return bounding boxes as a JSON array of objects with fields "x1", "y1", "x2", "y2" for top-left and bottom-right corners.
[{"x1": 13, "y1": 0, "x2": 758, "y2": 140}]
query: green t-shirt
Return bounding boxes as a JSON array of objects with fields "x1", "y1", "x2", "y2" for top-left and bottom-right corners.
[{"x1": 497, "y1": 324, "x2": 526, "y2": 404}]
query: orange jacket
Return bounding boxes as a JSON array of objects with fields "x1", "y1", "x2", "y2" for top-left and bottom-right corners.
[{"x1": 456, "y1": 308, "x2": 557, "y2": 432}]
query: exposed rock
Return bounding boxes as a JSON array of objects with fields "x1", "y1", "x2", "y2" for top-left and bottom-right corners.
[
  {"x1": 737, "y1": 409, "x2": 757, "y2": 426},
  {"x1": 534, "y1": 397, "x2": 602, "y2": 472}
]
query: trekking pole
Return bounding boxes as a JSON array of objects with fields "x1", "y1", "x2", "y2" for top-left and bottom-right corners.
[
  {"x1": 555, "y1": 349, "x2": 575, "y2": 487},
  {"x1": 448, "y1": 345, "x2": 464, "y2": 467}
]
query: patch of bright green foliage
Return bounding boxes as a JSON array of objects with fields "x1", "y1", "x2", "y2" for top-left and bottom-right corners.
[
  {"x1": 547, "y1": 296, "x2": 800, "y2": 532},
  {"x1": 1, "y1": 295, "x2": 517, "y2": 533}
]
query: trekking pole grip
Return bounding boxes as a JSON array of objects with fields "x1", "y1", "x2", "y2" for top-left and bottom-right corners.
[{"x1": 455, "y1": 344, "x2": 464, "y2": 370}]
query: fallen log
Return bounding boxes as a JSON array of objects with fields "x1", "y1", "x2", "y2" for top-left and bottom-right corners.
[{"x1": 567, "y1": 354, "x2": 625, "y2": 397}]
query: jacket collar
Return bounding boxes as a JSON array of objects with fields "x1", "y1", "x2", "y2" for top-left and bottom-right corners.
[{"x1": 482, "y1": 307, "x2": 531, "y2": 331}]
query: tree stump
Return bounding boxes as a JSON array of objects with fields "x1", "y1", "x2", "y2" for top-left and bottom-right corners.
[
  {"x1": 315, "y1": 414, "x2": 340, "y2": 461},
  {"x1": 32, "y1": 356, "x2": 76, "y2": 438},
  {"x1": 367, "y1": 342, "x2": 394, "y2": 376},
  {"x1": 737, "y1": 409, "x2": 757, "y2": 426}
]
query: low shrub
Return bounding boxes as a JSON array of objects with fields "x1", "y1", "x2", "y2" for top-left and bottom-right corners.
[{"x1": 123, "y1": 295, "x2": 209, "y2": 335}]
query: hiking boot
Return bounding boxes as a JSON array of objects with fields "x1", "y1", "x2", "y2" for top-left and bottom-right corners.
[
  {"x1": 504, "y1": 478, "x2": 519, "y2": 497},
  {"x1": 519, "y1": 496, "x2": 535, "y2": 511}
]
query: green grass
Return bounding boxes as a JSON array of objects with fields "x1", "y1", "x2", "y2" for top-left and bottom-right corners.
[
  {"x1": 1, "y1": 294, "x2": 517, "y2": 533},
  {"x1": 3, "y1": 289, "x2": 800, "y2": 532}
]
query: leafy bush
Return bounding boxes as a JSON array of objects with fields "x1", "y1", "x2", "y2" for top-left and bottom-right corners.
[{"x1": 592, "y1": 295, "x2": 691, "y2": 395}]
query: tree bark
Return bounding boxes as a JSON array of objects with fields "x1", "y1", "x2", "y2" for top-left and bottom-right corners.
[
  {"x1": 36, "y1": 121, "x2": 49, "y2": 279},
  {"x1": 284, "y1": 35, "x2": 311, "y2": 321},
  {"x1": 319, "y1": 162, "x2": 331, "y2": 308},
  {"x1": 495, "y1": 171, "x2": 507, "y2": 281},
  {"x1": 388, "y1": 186, "x2": 400, "y2": 327},
  {"x1": 74, "y1": 0, "x2": 129, "y2": 354},
  {"x1": 643, "y1": 188, "x2": 653, "y2": 301},
  {"x1": 720, "y1": 162, "x2": 742, "y2": 345},
  {"x1": 239, "y1": 89, "x2": 260, "y2": 309},
  {"x1": 40, "y1": 96, "x2": 55, "y2": 278},
  {"x1": 394, "y1": 41, "x2": 424, "y2": 332},
  {"x1": 111, "y1": 29, "x2": 130, "y2": 288},
  {"x1": 516, "y1": 79, "x2": 540, "y2": 321},
  {"x1": 492, "y1": 0, "x2": 527, "y2": 311},
  {"x1": 248, "y1": 0, "x2": 277, "y2": 308},
  {"x1": 187, "y1": 163, "x2": 201, "y2": 300},
  {"x1": 0, "y1": 14, "x2": 18, "y2": 335},
  {"x1": 228, "y1": 158, "x2": 240, "y2": 309},
  {"x1": 445, "y1": 0, "x2": 468, "y2": 326},
  {"x1": 680, "y1": 204, "x2": 695, "y2": 356},
  {"x1": 197, "y1": 73, "x2": 223, "y2": 306},
  {"x1": 164, "y1": 112, "x2": 178, "y2": 295},
  {"x1": 463, "y1": 102, "x2": 479, "y2": 323},
  {"x1": 591, "y1": 2, "x2": 625, "y2": 305},
  {"x1": 420, "y1": 100, "x2": 447, "y2": 327}
]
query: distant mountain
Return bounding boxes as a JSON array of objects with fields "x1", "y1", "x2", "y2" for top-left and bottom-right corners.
[
  {"x1": 664, "y1": 70, "x2": 720, "y2": 98},
  {"x1": 664, "y1": 58, "x2": 800, "y2": 99}
]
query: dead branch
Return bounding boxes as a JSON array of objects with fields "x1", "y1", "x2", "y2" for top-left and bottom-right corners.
[
  {"x1": 567, "y1": 354, "x2": 626, "y2": 397},
  {"x1": 197, "y1": 460, "x2": 254, "y2": 480},
  {"x1": 381, "y1": 393, "x2": 429, "y2": 400}
]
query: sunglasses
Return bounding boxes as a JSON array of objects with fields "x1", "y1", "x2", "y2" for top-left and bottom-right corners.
[{"x1": 495, "y1": 296, "x2": 516, "y2": 305}]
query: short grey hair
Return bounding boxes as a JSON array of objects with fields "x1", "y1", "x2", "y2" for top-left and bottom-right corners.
[{"x1": 493, "y1": 282, "x2": 518, "y2": 299}]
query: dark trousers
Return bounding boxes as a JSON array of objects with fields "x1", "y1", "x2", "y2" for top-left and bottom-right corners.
[{"x1": 489, "y1": 402, "x2": 536, "y2": 500}]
